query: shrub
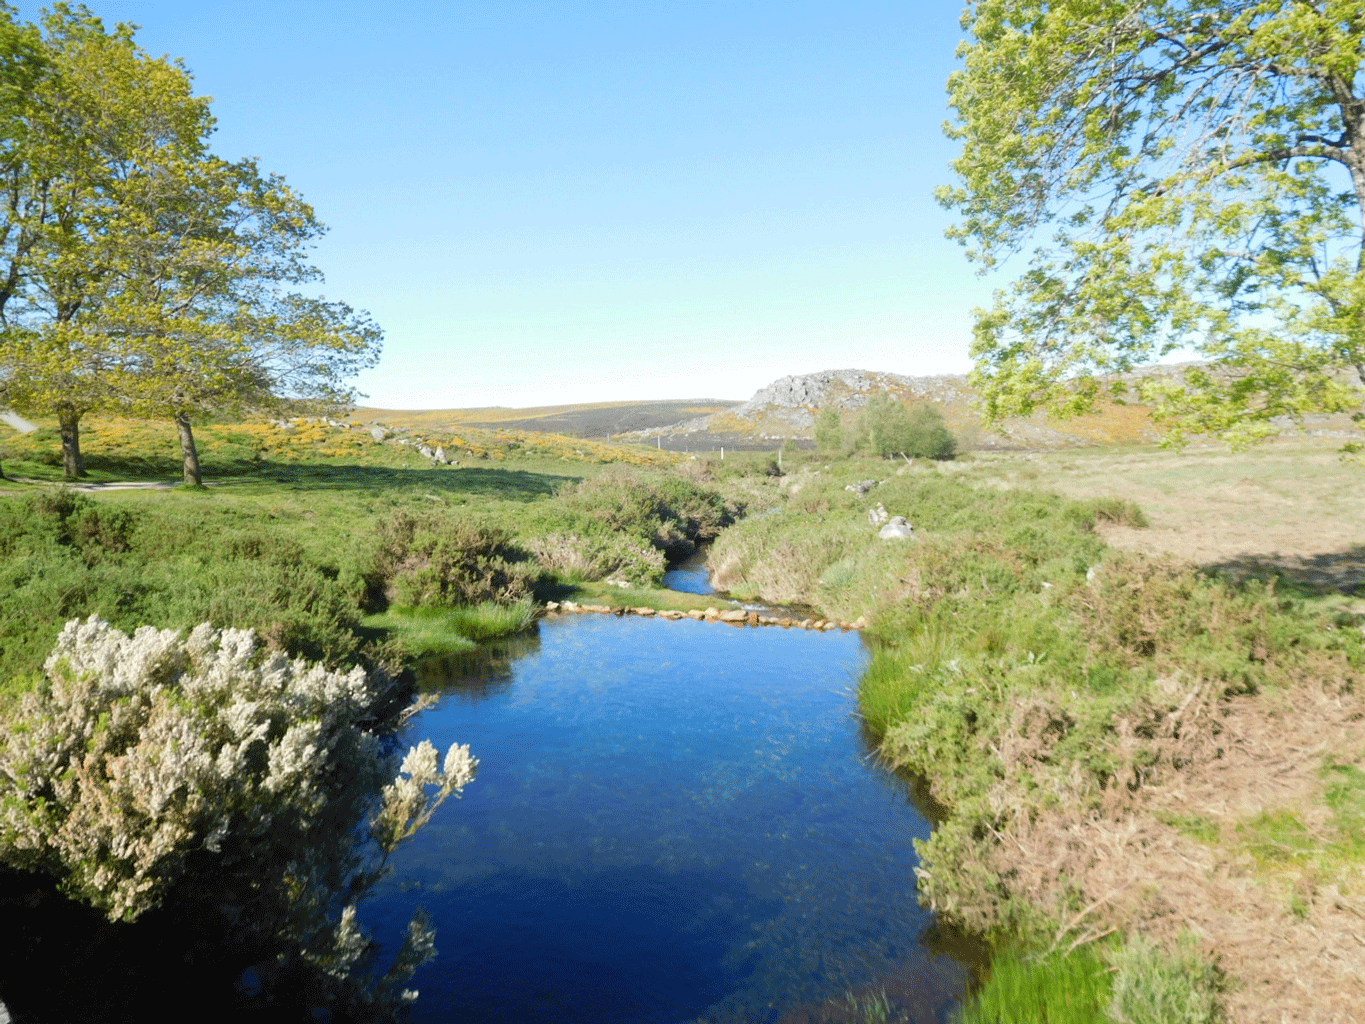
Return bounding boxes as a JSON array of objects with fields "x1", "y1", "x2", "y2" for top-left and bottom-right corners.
[
  {"x1": 368, "y1": 510, "x2": 536, "y2": 608},
  {"x1": 0, "y1": 617, "x2": 474, "y2": 1014},
  {"x1": 526, "y1": 530, "x2": 667, "y2": 585},
  {"x1": 855, "y1": 395, "x2": 957, "y2": 460},
  {"x1": 559, "y1": 467, "x2": 740, "y2": 560}
]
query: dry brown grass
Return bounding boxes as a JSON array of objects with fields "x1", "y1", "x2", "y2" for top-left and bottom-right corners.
[{"x1": 950, "y1": 436, "x2": 1365, "y2": 1024}]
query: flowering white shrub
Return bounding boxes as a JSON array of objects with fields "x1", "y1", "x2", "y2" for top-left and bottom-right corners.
[{"x1": 0, "y1": 616, "x2": 476, "y2": 1014}]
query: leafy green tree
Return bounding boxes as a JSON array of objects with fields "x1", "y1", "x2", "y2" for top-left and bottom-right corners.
[
  {"x1": 814, "y1": 404, "x2": 845, "y2": 455},
  {"x1": 0, "y1": 4, "x2": 380, "y2": 484},
  {"x1": 857, "y1": 393, "x2": 957, "y2": 459},
  {"x1": 940, "y1": 0, "x2": 1365, "y2": 448}
]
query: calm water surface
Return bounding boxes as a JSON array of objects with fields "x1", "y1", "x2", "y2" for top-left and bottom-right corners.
[{"x1": 365, "y1": 615, "x2": 972, "y2": 1023}]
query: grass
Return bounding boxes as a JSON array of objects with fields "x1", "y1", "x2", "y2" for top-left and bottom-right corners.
[
  {"x1": 363, "y1": 600, "x2": 538, "y2": 657},
  {"x1": 956, "y1": 944, "x2": 1113, "y2": 1024}
]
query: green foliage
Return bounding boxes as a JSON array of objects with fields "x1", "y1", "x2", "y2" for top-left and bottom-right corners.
[
  {"x1": 368, "y1": 509, "x2": 536, "y2": 609},
  {"x1": 856, "y1": 395, "x2": 957, "y2": 460},
  {"x1": 0, "y1": 5, "x2": 381, "y2": 484},
  {"x1": 815, "y1": 405, "x2": 847, "y2": 456},
  {"x1": 556, "y1": 466, "x2": 740, "y2": 560},
  {"x1": 956, "y1": 944, "x2": 1113, "y2": 1024},
  {"x1": 942, "y1": 0, "x2": 1365, "y2": 449}
]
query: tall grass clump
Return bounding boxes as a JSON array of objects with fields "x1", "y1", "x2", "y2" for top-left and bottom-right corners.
[{"x1": 956, "y1": 944, "x2": 1113, "y2": 1024}]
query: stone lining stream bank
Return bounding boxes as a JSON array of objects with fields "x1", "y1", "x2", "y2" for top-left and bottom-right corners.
[{"x1": 542, "y1": 600, "x2": 866, "y2": 632}]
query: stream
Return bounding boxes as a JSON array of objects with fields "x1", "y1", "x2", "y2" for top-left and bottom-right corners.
[{"x1": 362, "y1": 567, "x2": 978, "y2": 1022}]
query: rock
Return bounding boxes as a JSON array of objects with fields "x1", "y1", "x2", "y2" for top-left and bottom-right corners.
[
  {"x1": 660, "y1": 610, "x2": 683, "y2": 619},
  {"x1": 719, "y1": 610, "x2": 747, "y2": 622},
  {"x1": 545, "y1": 601, "x2": 560, "y2": 611},
  {"x1": 878, "y1": 516, "x2": 915, "y2": 540},
  {"x1": 845, "y1": 479, "x2": 879, "y2": 496},
  {"x1": 704, "y1": 607, "x2": 719, "y2": 619},
  {"x1": 417, "y1": 445, "x2": 435, "y2": 459},
  {"x1": 747, "y1": 610, "x2": 760, "y2": 626},
  {"x1": 634, "y1": 607, "x2": 656, "y2": 616},
  {"x1": 561, "y1": 601, "x2": 579, "y2": 611},
  {"x1": 822, "y1": 621, "x2": 839, "y2": 631},
  {"x1": 867, "y1": 502, "x2": 889, "y2": 526},
  {"x1": 369, "y1": 426, "x2": 389, "y2": 441},
  {"x1": 433, "y1": 446, "x2": 449, "y2": 464},
  {"x1": 850, "y1": 615, "x2": 868, "y2": 630}
]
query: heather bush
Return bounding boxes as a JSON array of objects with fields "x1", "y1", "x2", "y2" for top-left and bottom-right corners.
[
  {"x1": 367, "y1": 509, "x2": 536, "y2": 608},
  {"x1": 558, "y1": 467, "x2": 740, "y2": 560},
  {"x1": 0, "y1": 617, "x2": 475, "y2": 1013},
  {"x1": 526, "y1": 529, "x2": 667, "y2": 585}
]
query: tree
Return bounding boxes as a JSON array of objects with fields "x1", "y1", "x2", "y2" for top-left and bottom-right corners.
[
  {"x1": 857, "y1": 393, "x2": 957, "y2": 459},
  {"x1": 814, "y1": 404, "x2": 845, "y2": 455},
  {"x1": 940, "y1": 0, "x2": 1365, "y2": 449},
  {"x1": 0, "y1": 4, "x2": 381, "y2": 483}
]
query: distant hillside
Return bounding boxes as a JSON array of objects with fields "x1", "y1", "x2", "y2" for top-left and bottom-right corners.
[
  {"x1": 627, "y1": 364, "x2": 1362, "y2": 452},
  {"x1": 352, "y1": 399, "x2": 739, "y2": 439}
]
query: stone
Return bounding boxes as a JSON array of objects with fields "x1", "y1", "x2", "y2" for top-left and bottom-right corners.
[
  {"x1": 433, "y1": 446, "x2": 449, "y2": 464},
  {"x1": 747, "y1": 610, "x2": 760, "y2": 626},
  {"x1": 369, "y1": 426, "x2": 389, "y2": 441},
  {"x1": 845, "y1": 479, "x2": 879, "y2": 496},
  {"x1": 878, "y1": 516, "x2": 915, "y2": 540},
  {"x1": 719, "y1": 610, "x2": 747, "y2": 622},
  {"x1": 867, "y1": 502, "x2": 889, "y2": 526},
  {"x1": 634, "y1": 607, "x2": 656, "y2": 616},
  {"x1": 545, "y1": 601, "x2": 560, "y2": 611}
]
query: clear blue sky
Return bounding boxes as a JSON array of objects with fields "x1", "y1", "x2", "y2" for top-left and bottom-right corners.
[{"x1": 23, "y1": 1, "x2": 993, "y2": 409}]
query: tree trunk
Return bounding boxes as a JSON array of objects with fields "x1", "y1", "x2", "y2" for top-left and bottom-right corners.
[
  {"x1": 175, "y1": 411, "x2": 202, "y2": 486},
  {"x1": 56, "y1": 403, "x2": 87, "y2": 479}
]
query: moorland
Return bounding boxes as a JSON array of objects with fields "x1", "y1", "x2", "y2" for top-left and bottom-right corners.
[{"x1": 1, "y1": 395, "x2": 1363, "y2": 1024}]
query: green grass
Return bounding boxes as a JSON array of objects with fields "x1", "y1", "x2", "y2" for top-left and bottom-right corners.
[
  {"x1": 956, "y1": 945, "x2": 1113, "y2": 1024},
  {"x1": 363, "y1": 601, "x2": 538, "y2": 657}
]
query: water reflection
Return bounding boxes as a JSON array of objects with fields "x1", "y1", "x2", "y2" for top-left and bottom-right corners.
[
  {"x1": 370, "y1": 615, "x2": 974, "y2": 1023},
  {"x1": 662, "y1": 545, "x2": 716, "y2": 595}
]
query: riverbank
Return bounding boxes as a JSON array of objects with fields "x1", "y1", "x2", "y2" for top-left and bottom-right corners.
[{"x1": 705, "y1": 443, "x2": 1365, "y2": 1024}]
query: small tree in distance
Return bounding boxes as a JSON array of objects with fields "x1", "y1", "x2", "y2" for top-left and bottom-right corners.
[
  {"x1": 814, "y1": 405, "x2": 846, "y2": 456},
  {"x1": 857, "y1": 393, "x2": 957, "y2": 460}
]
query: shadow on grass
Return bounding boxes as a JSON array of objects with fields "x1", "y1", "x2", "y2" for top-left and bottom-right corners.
[
  {"x1": 12, "y1": 457, "x2": 583, "y2": 503},
  {"x1": 1204, "y1": 545, "x2": 1365, "y2": 597},
  {"x1": 238, "y1": 463, "x2": 574, "y2": 500}
]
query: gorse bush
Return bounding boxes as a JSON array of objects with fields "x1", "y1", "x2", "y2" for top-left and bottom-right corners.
[{"x1": 0, "y1": 617, "x2": 474, "y2": 1013}]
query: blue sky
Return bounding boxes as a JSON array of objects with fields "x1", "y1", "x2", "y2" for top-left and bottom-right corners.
[{"x1": 23, "y1": 1, "x2": 993, "y2": 408}]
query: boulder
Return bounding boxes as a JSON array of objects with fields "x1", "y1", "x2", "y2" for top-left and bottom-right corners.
[
  {"x1": 369, "y1": 426, "x2": 389, "y2": 441},
  {"x1": 867, "y1": 502, "x2": 889, "y2": 526},
  {"x1": 878, "y1": 516, "x2": 915, "y2": 540},
  {"x1": 845, "y1": 479, "x2": 879, "y2": 496}
]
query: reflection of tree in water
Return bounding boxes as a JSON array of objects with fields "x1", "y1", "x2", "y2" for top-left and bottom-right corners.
[{"x1": 415, "y1": 630, "x2": 544, "y2": 702}]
